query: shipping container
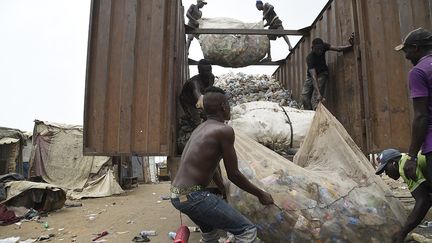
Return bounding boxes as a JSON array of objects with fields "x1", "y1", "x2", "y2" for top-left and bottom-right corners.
[
  {"x1": 84, "y1": 0, "x2": 188, "y2": 156},
  {"x1": 274, "y1": 0, "x2": 432, "y2": 154},
  {"x1": 84, "y1": 0, "x2": 432, "y2": 156}
]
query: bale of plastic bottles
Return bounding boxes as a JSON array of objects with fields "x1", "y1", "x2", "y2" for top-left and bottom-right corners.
[
  {"x1": 198, "y1": 18, "x2": 269, "y2": 67},
  {"x1": 225, "y1": 104, "x2": 406, "y2": 242}
]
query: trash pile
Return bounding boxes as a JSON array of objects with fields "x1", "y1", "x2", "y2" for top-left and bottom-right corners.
[
  {"x1": 215, "y1": 73, "x2": 299, "y2": 108},
  {"x1": 198, "y1": 18, "x2": 269, "y2": 67},
  {"x1": 223, "y1": 104, "x2": 406, "y2": 242}
]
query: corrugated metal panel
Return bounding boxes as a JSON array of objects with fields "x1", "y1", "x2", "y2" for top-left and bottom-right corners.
[
  {"x1": 274, "y1": 0, "x2": 432, "y2": 154},
  {"x1": 84, "y1": 0, "x2": 188, "y2": 156}
]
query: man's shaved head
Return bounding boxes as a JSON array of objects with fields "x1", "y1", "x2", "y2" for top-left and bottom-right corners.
[{"x1": 203, "y1": 87, "x2": 230, "y2": 119}]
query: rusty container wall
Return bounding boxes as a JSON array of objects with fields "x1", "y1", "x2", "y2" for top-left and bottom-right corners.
[
  {"x1": 355, "y1": 0, "x2": 432, "y2": 153},
  {"x1": 275, "y1": 0, "x2": 365, "y2": 151},
  {"x1": 83, "y1": 0, "x2": 188, "y2": 156},
  {"x1": 275, "y1": 0, "x2": 432, "y2": 154}
]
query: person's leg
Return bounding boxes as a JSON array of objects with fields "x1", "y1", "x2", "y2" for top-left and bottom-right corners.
[
  {"x1": 426, "y1": 153, "x2": 432, "y2": 184},
  {"x1": 186, "y1": 215, "x2": 219, "y2": 243},
  {"x1": 171, "y1": 191, "x2": 219, "y2": 242},
  {"x1": 317, "y1": 72, "x2": 329, "y2": 98},
  {"x1": 174, "y1": 191, "x2": 257, "y2": 242},
  {"x1": 301, "y1": 77, "x2": 314, "y2": 110},
  {"x1": 262, "y1": 40, "x2": 272, "y2": 61},
  {"x1": 277, "y1": 26, "x2": 293, "y2": 50},
  {"x1": 186, "y1": 34, "x2": 194, "y2": 51},
  {"x1": 200, "y1": 194, "x2": 257, "y2": 242}
]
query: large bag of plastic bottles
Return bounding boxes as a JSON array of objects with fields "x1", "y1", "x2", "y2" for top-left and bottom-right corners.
[
  {"x1": 224, "y1": 104, "x2": 406, "y2": 242},
  {"x1": 198, "y1": 18, "x2": 269, "y2": 67}
]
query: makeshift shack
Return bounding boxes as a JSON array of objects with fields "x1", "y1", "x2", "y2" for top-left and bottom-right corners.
[
  {"x1": 29, "y1": 120, "x2": 123, "y2": 199},
  {"x1": 0, "y1": 127, "x2": 27, "y2": 176}
]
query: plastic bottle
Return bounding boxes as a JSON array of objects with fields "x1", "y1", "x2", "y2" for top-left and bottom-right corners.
[
  {"x1": 140, "y1": 230, "x2": 157, "y2": 236},
  {"x1": 168, "y1": 232, "x2": 176, "y2": 240}
]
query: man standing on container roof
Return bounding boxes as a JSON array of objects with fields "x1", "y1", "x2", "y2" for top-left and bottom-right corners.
[
  {"x1": 255, "y1": 1, "x2": 293, "y2": 62},
  {"x1": 394, "y1": 28, "x2": 432, "y2": 189},
  {"x1": 186, "y1": 0, "x2": 207, "y2": 52},
  {"x1": 301, "y1": 36, "x2": 354, "y2": 110},
  {"x1": 172, "y1": 86, "x2": 274, "y2": 243},
  {"x1": 375, "y1": 149, "x2": 432, "y2": 243}
]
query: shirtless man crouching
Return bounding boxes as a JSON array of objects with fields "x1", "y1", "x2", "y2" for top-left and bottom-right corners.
[{"x1": 171, "y1": 86, "x2": 274, "y2": 243}]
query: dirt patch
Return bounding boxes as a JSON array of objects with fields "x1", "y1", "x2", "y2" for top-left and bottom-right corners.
[{"x1": 0, "y1": 182, "x2": 201, "y2": 242}]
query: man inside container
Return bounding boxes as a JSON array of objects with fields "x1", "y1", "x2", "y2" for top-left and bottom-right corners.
[
  {"x1": 301, "y1": 36, "x2": 353, "y2": 110},
  {"x1": 178, "y1": 59, "x2": 214, "y2": 153},
  {"x1": 171, "y1": 86, "x2": 274, "y2": 243},
  {"x1": 375, "y1": 149, "x2": 432, "y2": 243},
  {"x1": 394, "y1": 28, "x2": 432, "y2": 189},
  {"x1": 177, "y1": 59, "x2": 224, "y2": 204},
  {"x1": 255, "y1": 1, "x2": 293, "y2": 62},
  {"x1": 186, "y1": 0, "x2": 207, "y2": 52}
]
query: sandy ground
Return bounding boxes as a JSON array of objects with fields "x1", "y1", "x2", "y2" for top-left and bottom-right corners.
[
  {"x1": 2, "y1": 179, "x2": 432, "y2": 242},
  {"x1": 0, "y1": 182, "x2": 201, "y2": 242}
]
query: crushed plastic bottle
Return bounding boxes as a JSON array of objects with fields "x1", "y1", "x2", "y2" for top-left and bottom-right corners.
[
  {"x1": 140, "y1": 230, "x2": 157, "y2": 236},
  {"x1": 168, "y1": 231, "x2": 176, "y2": 240}
]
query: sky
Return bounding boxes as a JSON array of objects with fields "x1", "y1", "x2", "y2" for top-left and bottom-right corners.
[{"x1": 0, "y1": 0, "x2": 327, "y2": 132}]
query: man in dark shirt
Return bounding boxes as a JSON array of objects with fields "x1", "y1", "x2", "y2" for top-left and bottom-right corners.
[
  {"x1": 186, "y1": 0, "x2": 207, "y2": 51},
  {"x1": 301, "y1": 37, "x2": 353, "y2": 110},
  {"x1": 256, "y1": 1, "x2": 293, "y2": 61},
  {"x1": 179, "y1": 59, "x2": 214, "y2": 130}
]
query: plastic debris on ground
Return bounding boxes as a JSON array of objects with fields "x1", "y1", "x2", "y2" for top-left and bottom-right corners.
[
  {"x1": 64, "y1": 200, "x2": 82, "y2": 208},
  {"x1": 36, "y1": 234, "x2": 55, "y2": 242},
  {"x1": 198, "y1": 18, "x2": 269, "y2": 67},
  {"x1": 132, "y1": 235, "x2": 150, "y2": 242},
  {"x1": 140, "y1": 230, "x2": 157, "y2": 236},
  {"x1": 222, "y1": 104, "x2": 406, "y2": 242},
  {"x1": 168, "y1": 232, "x2": 176, "y2": 240},
  {"x1": 92, "y1": 231, "x2": 108, "y2": 242},
  {"x1": 0, "y1": 237, "x2": 20, "y2": 243}
]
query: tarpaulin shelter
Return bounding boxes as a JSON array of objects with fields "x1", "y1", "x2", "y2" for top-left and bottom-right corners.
[
  {"x1": 0, "y1": 127, "x2": 27, "y2": 175},
  {"x1": 29, "y1": 120, "x2": 123, "y2": 199}
]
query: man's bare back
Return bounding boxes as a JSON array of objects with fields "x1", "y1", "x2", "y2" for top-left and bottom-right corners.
[
  {"x1": 173, "y1": 119, "x2": 231, "y2": 188},
  {"x1": 172, "y1": 86, "x2": 273, "y2": 205},
  {"x1": 170, "y1": 86, "x2": 273, "y2": 242}
]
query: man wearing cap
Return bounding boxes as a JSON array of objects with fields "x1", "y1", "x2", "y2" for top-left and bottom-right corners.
[
  {"x1": 395, "y1": 28, "x2": 432, "y2": 185},
  {"x1": 255, "y1": 1, "x2": 293, "y2": 61},
  {"x1": 301, "y1": 36, "x2": 354, "y2": 110},
  {"x1": 186, "y1": 0, "x2": 207, "y2": 52},
  {"x1": 375, "y1": 149, "x2": 432, "y2": 243}
]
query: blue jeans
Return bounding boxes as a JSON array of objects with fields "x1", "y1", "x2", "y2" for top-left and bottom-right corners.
[{"x1": 171, "y1": 190, "x2": 257, "y2": 242}]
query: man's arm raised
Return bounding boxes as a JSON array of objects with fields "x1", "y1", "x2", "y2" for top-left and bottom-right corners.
[{"x1": 220, "y1": 126, "x2": 273, "y2": 205}]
